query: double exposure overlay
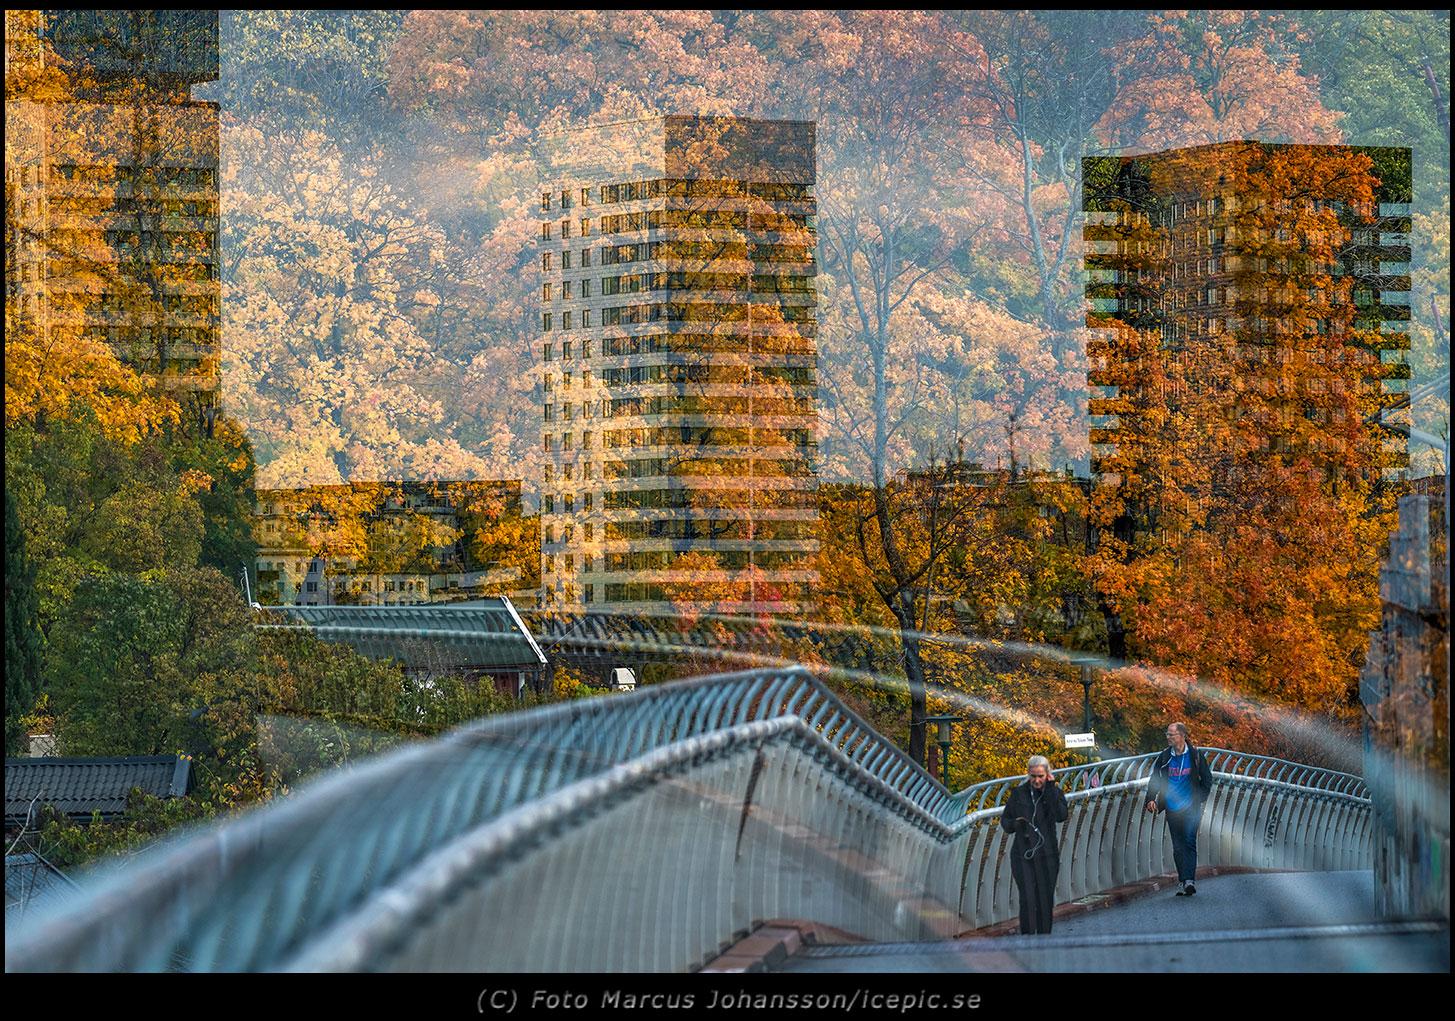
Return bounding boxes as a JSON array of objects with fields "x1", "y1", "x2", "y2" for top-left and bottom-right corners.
[{"x1": 3, "y1": 9, "x2": 1449, "y2": 975}]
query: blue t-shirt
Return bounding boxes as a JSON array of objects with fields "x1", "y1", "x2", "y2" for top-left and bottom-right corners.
[{"x1": 1165, "y1": 748, "x2": 1193, "y2": 811}]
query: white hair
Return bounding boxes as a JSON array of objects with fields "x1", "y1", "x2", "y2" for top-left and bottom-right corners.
[{"x1": 1027, "y1": 755, "x2": 1050, "y2": 771}]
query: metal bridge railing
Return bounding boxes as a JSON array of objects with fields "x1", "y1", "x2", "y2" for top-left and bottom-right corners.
[
  {"x1": 958, "y1": 749, "x2": 1369, "y2": 811},
  {"x1": 6, "y1": 667, "x2": 1373, "y2": 973}
]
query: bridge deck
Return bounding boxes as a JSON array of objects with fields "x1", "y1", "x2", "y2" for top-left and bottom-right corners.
[{"x1": 783, "y1": 871, "x2": 1450, "y2": 972}]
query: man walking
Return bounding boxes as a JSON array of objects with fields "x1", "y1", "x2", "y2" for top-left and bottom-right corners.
[
  {"x1": 1000, "y1": 755, "x2": 1068, "y2": 933},
  {"x1": 1144, "y1": 722, "x2": 1214, "y2": 895}
]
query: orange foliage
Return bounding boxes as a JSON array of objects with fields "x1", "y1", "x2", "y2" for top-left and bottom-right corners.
[
  {"x1": 1089, "y1": 142, "x2": 1398, "y2": 740},
  {"x1": 1098, "y1": 11, "x2": 1343, "y2": 151}
]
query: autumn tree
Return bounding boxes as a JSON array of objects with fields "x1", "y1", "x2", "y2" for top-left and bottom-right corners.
[
  {"x1": 752, "y1": 12, "x2": 1031, "y2": 763},
  {"x1": 222, "y1": 125, "x2": 492, "y2": 486},
  {"x1": 1298, "y1": 11, "x2": 1450, "y2": 476},
  {"x1": 1086, "y1": 142, "x2": 1403, "y2": 744},
  {"x1": 4, "y1": 15, "x2": 190, "y2": 442},
  {"x1": 1098, "y1": 11, "x2": 1343, "y2": 152},
  {"x1": 215, "y1": 10, "x2": 406, "y2": 154},
  {"x1": 954, "y1": 12, "x2": 1143, "y2": 360}
]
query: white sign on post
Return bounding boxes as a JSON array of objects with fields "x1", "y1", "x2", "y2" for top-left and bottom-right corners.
[{"x1": 1064, "y1": 732, "x2": 1096, "y2": 749}]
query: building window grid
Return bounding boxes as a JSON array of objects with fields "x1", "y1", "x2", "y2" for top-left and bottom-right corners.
[{"x1": 538, "y1": 158, "x2": 819, "y2": 608}]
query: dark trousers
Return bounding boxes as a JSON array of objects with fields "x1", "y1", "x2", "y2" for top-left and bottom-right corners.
[
  {"x1": 1011, "y1": 851, "x2": 1058, "y2": 934},
  {"x1": 1166, "y1": 806, "x2": 1202, "y2": 883}
]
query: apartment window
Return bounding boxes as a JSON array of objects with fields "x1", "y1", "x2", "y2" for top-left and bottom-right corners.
[
  {"x1": 582, "y1": 310, "x2": 592, "y2": 328},
  {"x1": 543, "y1": 342, "x2": 554, "y2": 362},
  {"x1": 544, "y1": 404, "x2": 554, "y2": 422},
  {"x1": 584, "y1": 584, "x2": 594, "y2": 603},
  {"x1": 580, "y1": 217, "x2": 591, "y2": 236},
  {"x1": 565, "y1": 494, "x2": 575, "y2": 512},
  {"x1": 560, "y1": 190, "x2": 572, "y2": 209},
  {"x1": 563, "y1": 341, "x2": 573, "y2": 359},
  {"x1": 544, "y1": 463, "x2": 555, "y2": 483},
  {"x1": 541, "y1": 222, "x2": 553, "y2": 240},
  {"x1": 582, "y1": 340, "x2": 592, "y2": 358},
  {"x1": 584, "y1": 492, "x2": 593, "y2": 510},
  {"x1": 580, "y1": 279, "x2": 592, "y2": 298},
  {"x1": 542, "y1": 283, "x2": 552, "y2": 302},
  {"x1": 561, "y1": 219, "x2": 571, "y2": 238},
  {"x1": 584, "y1": 523, "x2": 593, "y2": 541},
  {"x1": 562, "y1": 311, "x2": 572, "y2": 330},
  {"x1": 541, "y1": 192, "x2": 552, "y2": 212},
  {"x1": 544, "y1": 434, "x2": 554, "y2": 451},
  {"x1": 306, "y1": 581, "x2": 317, "y2": 593},
  {"x1": 563, "y1": 433, "x2": 573, "y2": 450},
  {"x1": 580, "y1": 247, "x2": 591, "y2": 268},
  {"x1": 581, "y1": 187, "x2": 591, "y2": 206},
  {"x1": 562, "y1": 251, "x2": 572, "y2": 270},
  {"x1": 542, "y1": 313, "x2": 553, "y2": 331},
  {"x1": 542, "y1": 252, "x2": 553, "y2": 271},
  {"x1": 544, "y1": 495, "x2": 555, "y2": 513},
  {"x1": 582, "y1": 427, "x2": 592, "y2": 444}
]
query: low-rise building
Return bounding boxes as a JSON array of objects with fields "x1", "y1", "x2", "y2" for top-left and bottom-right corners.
[
  {"x1": 252, "y1": 480, "x2": 537, "y2": 607},
  {"x1": 5, "y1": 754, "x2": 194, "y2": 831}
]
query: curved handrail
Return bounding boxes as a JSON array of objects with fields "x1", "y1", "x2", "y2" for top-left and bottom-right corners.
[
  {"x1": 5, "y1": 666, "x2": 1373, "y2": 973},
  {"x1": 956, "y1": 748, "x2": 1368, "y2": 811}
]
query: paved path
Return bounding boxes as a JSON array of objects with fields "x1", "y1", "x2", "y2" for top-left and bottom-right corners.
[{"x1": 783, "y1": 871, "x2": 1450, "y2": 973}]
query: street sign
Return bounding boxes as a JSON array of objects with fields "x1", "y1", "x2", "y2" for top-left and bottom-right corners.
[{"x1": 1064, "y1": 732, "x2": 1095, "y2": 749}]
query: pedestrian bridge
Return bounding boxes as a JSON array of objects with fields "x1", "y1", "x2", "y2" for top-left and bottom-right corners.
[{"x1": 5, "y1": 667, "x2": 1379, "y2": 972}]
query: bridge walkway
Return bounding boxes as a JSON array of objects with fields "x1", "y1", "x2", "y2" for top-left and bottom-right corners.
[{"x1": 781, "y1": 870, "x2": 1450, "y2": 972}]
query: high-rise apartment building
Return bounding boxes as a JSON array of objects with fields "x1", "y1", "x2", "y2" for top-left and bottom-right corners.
[
  {"x1": 5, "y1": 10, "x2": 222, "y2": 428},
  {"x1": 1082, "y1": 142, "x2": 1412, "y2": 505},
  {"x1": 537, "y1": 116, "x2": 820, "y2": 613}
]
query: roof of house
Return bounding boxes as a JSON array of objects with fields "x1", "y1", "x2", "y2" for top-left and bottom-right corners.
[
  {"x1": 256, "y1": 596, "x2": 549, "y2": 673},
  {"x1": 4, "y1": 853, "x2": 78, "y2": 922},
  {"x1": 4, "y1": 755, "x2": 193, "y2": 823}
]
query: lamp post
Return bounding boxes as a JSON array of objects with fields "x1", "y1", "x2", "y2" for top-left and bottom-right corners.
[
  {"x1": 923, "y1": 713, "x2": 963, "y2": 788},
  {"x1": 1068, "y1": 655, "x2": 1098, "y2": 764}
]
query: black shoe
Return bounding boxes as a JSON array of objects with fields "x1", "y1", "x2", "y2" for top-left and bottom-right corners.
[
  {"x1": 1175, "y1": 882, "x2": 1188, "y2": 896},
  {"x1": 1184, "y1": 881, "x2": 1197, "y2": 896}
]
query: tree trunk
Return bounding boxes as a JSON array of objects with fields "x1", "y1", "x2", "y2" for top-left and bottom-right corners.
[{"x1": 893, "y1": 592, "x2": 929, "y2": 766}]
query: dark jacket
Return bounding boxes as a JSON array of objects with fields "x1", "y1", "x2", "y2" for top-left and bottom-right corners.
[
  {"x1": 999, "y1": 780, "x2": 1069, "y2": 860},
  {"x1": 1144, "y1": 743, "x2": 1214, "y2": 814}
]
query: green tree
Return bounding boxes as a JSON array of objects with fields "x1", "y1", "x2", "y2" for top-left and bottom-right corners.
[
  {"x1": 46, "y1": 572, "x2": 191, "y2": 756},
  {"x1": 6, "y1": 486, "x2": 43, "y2": 754},
  {"x1": 167, "y1": 415, "x2": 260, "y2": 576},
  {"x1": 80, "y1": 480, "x2": 205, "y2": 574}
]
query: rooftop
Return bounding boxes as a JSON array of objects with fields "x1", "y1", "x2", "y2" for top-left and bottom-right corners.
[
  {"x1": 5, "y1": 755, "x2": 193, "y2": 824},
  {"x1": 257, "y1": 596, "x2": 548, "y2": 673}
]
